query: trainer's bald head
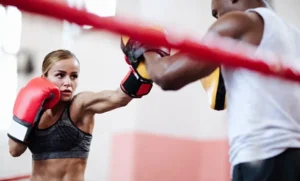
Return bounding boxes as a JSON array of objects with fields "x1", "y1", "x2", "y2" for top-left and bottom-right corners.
[{"x1": 211, "y1": 0, "x2": 268, "y2": 19}]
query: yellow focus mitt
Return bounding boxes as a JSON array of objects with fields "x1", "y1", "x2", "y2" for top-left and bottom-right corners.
[{"x1": 200, "y1": 67, "x2": 226, "y2": 111}]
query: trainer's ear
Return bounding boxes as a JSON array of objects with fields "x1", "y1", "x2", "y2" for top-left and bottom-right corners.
[{"x1": 41, "y1": 74, "x2": 45, "y2": 78}]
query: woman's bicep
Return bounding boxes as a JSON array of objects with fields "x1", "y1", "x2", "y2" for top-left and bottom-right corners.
[{"x1": 78, "y1": 89, "x2": 132, "y2": 114}]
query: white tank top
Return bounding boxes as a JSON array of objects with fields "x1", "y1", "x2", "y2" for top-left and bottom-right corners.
[{"x1": 221, "y1": 7, "x2": 300, "y2": 170}]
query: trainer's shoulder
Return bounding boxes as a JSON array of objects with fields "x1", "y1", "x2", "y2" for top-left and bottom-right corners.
[
  {"x1": 209, "y1": 11, "x2": 256, "y2": 37},
  {"x1": 218, "y1": 11, "x2": 256, "y2": 26},
  {"x1": 213, "y1": 11, "x2": 259, "y2": 35}
]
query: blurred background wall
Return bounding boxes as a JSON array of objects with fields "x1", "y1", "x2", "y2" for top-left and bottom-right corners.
[{"x1": 0, "y1": 0, "x2": 297, "y2": 181}]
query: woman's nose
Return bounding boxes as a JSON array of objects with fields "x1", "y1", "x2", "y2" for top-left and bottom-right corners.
[{"x1": 63, "y1": 76, "x2": 71, "y2": 86}]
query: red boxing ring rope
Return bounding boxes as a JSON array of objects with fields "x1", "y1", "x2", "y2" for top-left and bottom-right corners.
[
  {"x1": 0, "y1": 174, "x2": 30, "y2": 181},
  {"x1": 0, "y1": 0, "x2": 300, "y2": 83}
]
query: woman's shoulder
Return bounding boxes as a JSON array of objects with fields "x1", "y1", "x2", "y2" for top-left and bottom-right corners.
[
  {"x1": 72, "y1": 91, "x2": 94, "y2": 106},
  {"x1": 67, "y1": 92, "x2": 95, "y2": 131},
  {"x1": 68, "y1": 92, "x2": 91, "y2": 123},
  {"x1": 69, "y1": 91, "x2": 96, "y2": 113}
]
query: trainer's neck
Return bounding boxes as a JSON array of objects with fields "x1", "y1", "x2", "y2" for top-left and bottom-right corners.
[{"x1": 247, "y1": 0, "x2": 269, "y2": 10}]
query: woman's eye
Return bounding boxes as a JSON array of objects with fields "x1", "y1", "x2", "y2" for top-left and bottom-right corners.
[
  {"x1": 71, "y1": 75, "x2": 78, "y2": 79},
  {"x1": 56, "y1": 74, "x2": 63, "y2": 78},
  {"x1": 212, "y1": 9, "x2": 218, "y2": 19}
]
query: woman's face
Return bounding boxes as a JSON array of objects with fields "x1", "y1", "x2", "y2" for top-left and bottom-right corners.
[{"x1": 45, "y1": 57, "x2": 80, "y2": 102}]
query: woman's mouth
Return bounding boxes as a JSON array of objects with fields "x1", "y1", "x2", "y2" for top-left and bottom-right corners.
[{"x1": 61, "y1": 90, "x2": 72, "y2": 95}]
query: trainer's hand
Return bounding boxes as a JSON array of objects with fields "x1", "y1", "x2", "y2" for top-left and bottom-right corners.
[
  {"x1": 120, "y1": 26, "x2": 171, "y2": 78},
  {"x1": 8, "y1": 77, "x2": 60, "y2": 144}
]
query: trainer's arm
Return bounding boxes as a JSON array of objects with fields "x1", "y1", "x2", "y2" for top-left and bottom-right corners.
[
  {"x1": 8, "y1": 139, "x2": 27, "y2": 157},
  {"x1": 144, "y1": 12, "x2": 256, "y2": 90},
  {"x1": 76, "y1": 88, "x2": 132, "y2": 114}
]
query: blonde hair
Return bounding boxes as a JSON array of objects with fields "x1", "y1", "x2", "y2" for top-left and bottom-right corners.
[{"x1": 42, "y1": 49, "x2": 78, "y2": 76}]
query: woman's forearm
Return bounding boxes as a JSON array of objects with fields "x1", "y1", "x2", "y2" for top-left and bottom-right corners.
[{"x1": 8, "y1": 138, "x2": 27, "y2": 157}]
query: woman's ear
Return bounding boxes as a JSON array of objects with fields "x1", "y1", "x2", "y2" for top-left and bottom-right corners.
[{"x1": 41, "y1": 74, "x2": 45, "y2": 78}]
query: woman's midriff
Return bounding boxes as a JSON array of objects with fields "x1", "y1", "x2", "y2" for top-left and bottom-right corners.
[{"x1": 30, "y1": 158, "x2": 87, "y2": 181}]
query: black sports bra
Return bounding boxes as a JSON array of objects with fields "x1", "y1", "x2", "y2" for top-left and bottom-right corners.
[{"x1": 28, "y1": 101, "x2": 93, "y2": 160}]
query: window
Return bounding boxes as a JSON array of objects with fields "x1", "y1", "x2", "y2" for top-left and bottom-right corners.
[
  {"x1": 84, "y1": 0, "x2": 116, "y2": 17},
  {"x1": 0, "y1": 5, "x2": 6, "y2": 49},
  {"x1": 83, "y1": 0, "x2": 116, "y2": 29},
  {"x1": 4, "y1": 6, "x2": 22, "y2": 54},
  {"x1": 64, "y1": 0, "x2": 117, "y2": 30},
  {"x1": 0, "y1": 5, "x2": 21, "y2": 131}
]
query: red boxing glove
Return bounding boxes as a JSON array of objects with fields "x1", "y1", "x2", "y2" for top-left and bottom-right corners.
[
  {"x1": 8, "y1": 77, "x2": 60, "y2": 144},
  {"x1": 120, "y1": 66, "x2": 152, "y2": 98},
  {"x1": 124, "y1": 55, "x2": 130, "y2": 65},
  {"x1": 120, "y1": 26, "x2": 170, "y2": 98}
]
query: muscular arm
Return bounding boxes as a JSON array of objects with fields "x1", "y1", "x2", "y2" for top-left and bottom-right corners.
[
  {"x1": 144, "y1": 52, "x2": 218, "y2": 90},
  {"x1": 77, "y1": 88, "x2": 132, "y2": 115},
  {"x1": 8, "y1": 89, "x2": 131, "y2": 155},
  {"x1": 144, "y1": 12, "x2": 259, "y2": 90}
]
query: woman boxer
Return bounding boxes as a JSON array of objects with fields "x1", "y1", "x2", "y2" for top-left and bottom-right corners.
[{"x1": 7, "y1": 49, "x2": 168, "y2": 181}]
